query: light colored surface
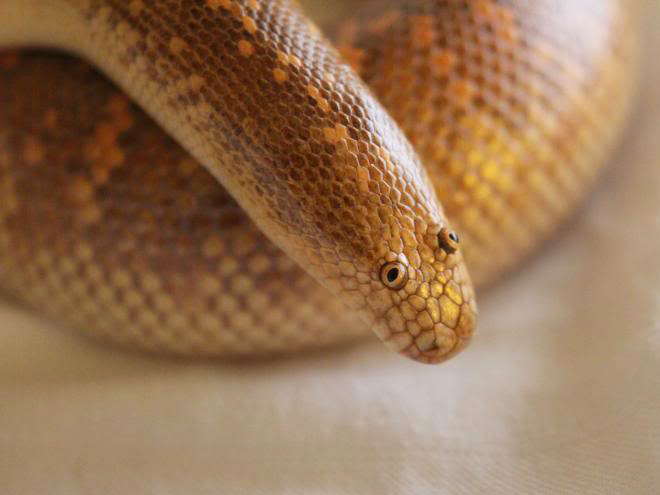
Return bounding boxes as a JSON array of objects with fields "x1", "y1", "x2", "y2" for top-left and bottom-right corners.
[{"x1": 2, "y1": 7, "x2": 660, "y2": 495}]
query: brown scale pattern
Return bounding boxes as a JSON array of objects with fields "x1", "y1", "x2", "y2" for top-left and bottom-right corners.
[
  {"x1": 0, "y1": 52, "x2": 365, "y2": 356},
  {"x1": 0, "y1": 0, "x2": 637, "y2": 362},
  {"x1": 336, "y1": 0, "x2": 637, "y2": 286}
]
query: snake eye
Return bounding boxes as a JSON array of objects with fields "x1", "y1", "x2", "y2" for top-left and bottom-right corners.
[
  {"x1": 438, "y1": 227, "x2": 460, "y2": 254},
  {"x1": 380, "y1": 261, "x2": 408, "y2": 290}
]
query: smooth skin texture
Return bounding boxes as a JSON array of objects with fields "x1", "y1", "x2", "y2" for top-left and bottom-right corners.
[{"x1": 0, "y1": 0, "x2": 636, "y2": 363}]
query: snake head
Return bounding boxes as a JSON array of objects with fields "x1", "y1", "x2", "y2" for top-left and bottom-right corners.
[
  {"x1": 299, "y1": 99, "x2": 477, "y2": 364},
  {"x1": 317, "y1": 200, "x2": 476, "y2": 363},
  {"x1": 349, "y1": 217, "x2": 476, "y2": 364},
  {"x1": 369, "y1": 227, "x2": 476, "y2": 363}
]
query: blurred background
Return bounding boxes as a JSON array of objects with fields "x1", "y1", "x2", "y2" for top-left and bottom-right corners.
[{"x1": 2, "y1": 1, "x2": 660, "y2": 494}]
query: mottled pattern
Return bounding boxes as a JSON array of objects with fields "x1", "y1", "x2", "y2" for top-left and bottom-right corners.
[
  {"x1": 0, "y1": 0, "x2": 637, "y2": 362},
  {"x1": 0, "y1": 52, "x2": 365, "y2": 356}
]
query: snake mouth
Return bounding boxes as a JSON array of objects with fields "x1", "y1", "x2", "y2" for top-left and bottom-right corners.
[
  {"x1": 398, "y1": 321, "x2": 474, "y2": 364},
  {"x1": 371, "y1": 298, "x2": 476, "y2": 364}
]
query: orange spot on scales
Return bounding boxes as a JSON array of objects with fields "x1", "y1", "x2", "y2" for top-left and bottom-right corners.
[
  {"x1": 474, "y1": 0, "x2": 519, "y2": 42},
  {"x1": 474, "y1": 0, "x2": 496, "y2": 19},
  {"x1": 411, "y1": 15, "x2": 434, "y2": 48},
  {"x1": 431, "y1": 49, "x2": 457, "y2": 75},
  {"x1": 243, "y1": 16, "x2": 257, "y2": 34},
  {"x1": 238, "y1": 39, "x2": 255, "y2": 57},
  {"x1": 307, "y1": 84, "x2": 329, "y2": 112},
  {"x1": 323, "y1": 124, "x2": 348, "y2": 143},
  {"x1": 448, "y1": 79, "x2": 475, "y2": 106},
  {"x1": 277, "y1": 51, "x2": 302, "y2": 68},
  {"x1": 273, "y1": 68, "x2": 288, "y2": 83}
]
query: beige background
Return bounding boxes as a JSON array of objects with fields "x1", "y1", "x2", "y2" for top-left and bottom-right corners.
[{"x1": 2, "y1": 3, "x2": 660, "y2": 494}]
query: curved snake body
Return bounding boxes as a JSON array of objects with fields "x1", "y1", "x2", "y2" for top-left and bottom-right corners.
[{"x1": 0, "y1": 0, "x2": 637, "y2": 363}]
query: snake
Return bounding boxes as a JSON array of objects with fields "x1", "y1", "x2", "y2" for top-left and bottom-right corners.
[{"x1": 0, "y1": 0, "x2": 637, "y2": 364}]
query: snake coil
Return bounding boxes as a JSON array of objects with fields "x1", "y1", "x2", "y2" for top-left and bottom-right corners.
[{"x1": 0, "y1": 0, "x2": 637, "y2": 363}]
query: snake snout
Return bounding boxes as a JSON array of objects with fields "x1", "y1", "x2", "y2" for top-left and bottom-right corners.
[{"x1": 360, "y1": 225, "x2": 477, "y2": 364}]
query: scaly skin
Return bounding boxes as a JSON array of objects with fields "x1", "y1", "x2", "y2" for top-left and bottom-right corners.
[
  {"x1": 0, "y1": 0, "x2": 636, "y2": 362},
  {"x1": 335, "y1": 0, "x2": 637, "y2": 286}
]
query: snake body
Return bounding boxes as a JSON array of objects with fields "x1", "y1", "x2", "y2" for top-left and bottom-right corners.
[{"x1": 0, "y1": 1, "x2": 637, "y2": 363}]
